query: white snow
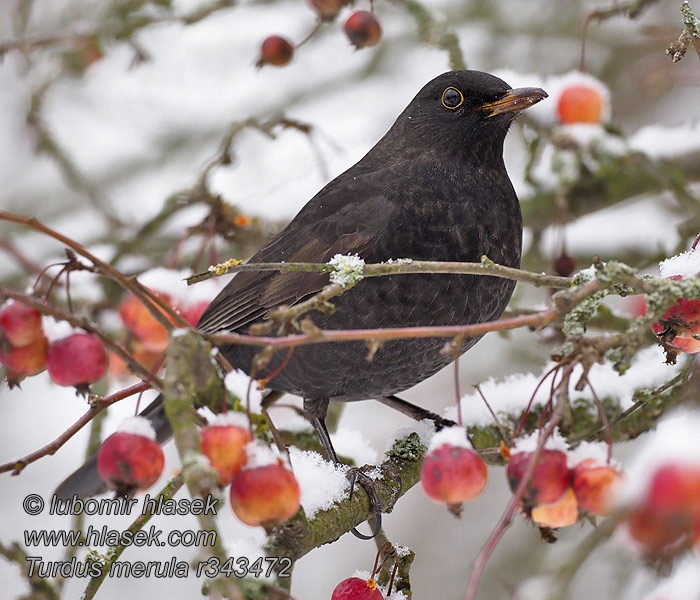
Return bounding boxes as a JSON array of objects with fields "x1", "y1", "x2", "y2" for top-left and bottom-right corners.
[
  {"x1": 242, "y1": 439, "x2": 280, "y2": 470},
  {"x1": 638, "y1": 555, "x2": 700, "y2": 600},
  {"x1": 331, "y1": 427, "x2": 378, "y2": 466},
  {"x1": 328, "y1": 253, "x2": 365, "y2": 287},
  {"x1": 41, "y1": 315, "x2": 78, "y2": 342},
  {"x1": 116, "y1": 415, "x2": 157, "y2": 440},
  {"x1": 385, "y1": 419, "x2": 436, "y2": 453},
  {"x1": 209, "y1": 411, "x2": 250, "y2": 429},
  {"x1": 618, "y1": 409, "x2": 700, "y2": 506},
  {"x1": 223, "y1": 529, "x2": 273, "y2": 580},
  {"x1": 566, "y1": 440, "x2": 619, "y2": 469},
  {"x1": 511, "y1": 428, "x2": 570, "y2": 455},
  {"x1": 449, "y1": 346, "x2": 682, "y2": 427},
  {"x1": 628, "y1": 121, "x2": 700, "y2": 160},
  {"x1": 224, "y1": 369, "x2": 263, "y2": 413},
  {"x1": 427, "y1": 425, "x2": 474, "y2": 452},
  {"x1": 539, "y1": 195, "x2": 683, "y2": 257},
  {"x1": 659, "y1": 247, "x2": 700, "y2": 279},
  {"x1": 288, "y1": 446, "x2": 349, "y2": 519}
]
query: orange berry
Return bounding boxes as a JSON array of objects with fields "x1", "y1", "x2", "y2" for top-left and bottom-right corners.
[
  {"x1": 200, "y1": 424, "x2": 252, "y2": 485},
  {"x1": 557, "y1": 85, "x2": 604, "y2": 124}
]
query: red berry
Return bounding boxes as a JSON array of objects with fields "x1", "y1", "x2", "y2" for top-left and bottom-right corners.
[
  {"x1": 97, "y1": 430, "x2": 165, "y2": 494},
  {"x1": 0, "y1": 302, "x2": 43, "y2": 347},
  {"x1": 626, "y1": 506, "x2": 684, "y2": 553},
  {"x1": 46, "y1": 333, "x2": 108, "y2": 387},
  {"x1": 308, "y1": 0, "x2": 349, "y2": 20},
  {"x1": 557, "y1": 84, "x2": 605, "y2": 124},
  {"x1": 553, "y1": 254, "x2": 576, "y2": 278},
  {"x1": 331, "y1": 577, "x2": 384, "y2": 600},
  {"x1": 421, "y1": 444, "x2": 488, "y2": 505},
  {"x1": 256, "y1": 36, "x2": 294, "y2": 68},
  {"x1": 571, "y1": 459, "x2": 622, "y2": 516},
  {"x1": 651, "y1": 276, "x2": 700, "y2": 354},
  {"x1": 344, "y1": 11, "x2": 382, "y2": 49},
  {"x1": 506, "y1": 449, "x2": 570, "y2": 507},
  {"x1": 200, "y1": 424, "x2": 252, "y2": 485},
  {"x1": 645, "y1": 463, "x2": 700, "y2": 528},
  {"x1": 230, "y1": 463, "x2": 300, "y2": 526},
  {"x1": 0, "y1": 334, "x2": 48, "y2": 378}
]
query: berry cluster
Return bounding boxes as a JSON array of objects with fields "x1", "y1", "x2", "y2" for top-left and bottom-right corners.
[
  {"x1": 96, "y1": 412, "x2": 301, "y2": 527},
  {"x1": 505, "y1": 440, "x2": 623, "y2": 528},
  {"x1": 257, "y1": 3, "x2": 382, "y2": 68},
  {"x1": 651, "y1": 274, "x2": 700, "y2": 355},
  {"x1": 0, "y1": 301, "x2": 108, "y2": 389},
  {"x1": 111, "y1": 282, "x2": 208, "y2": 379},
  {"x1": 201, "y1": 416, "x2": 301, "y2": 527}
]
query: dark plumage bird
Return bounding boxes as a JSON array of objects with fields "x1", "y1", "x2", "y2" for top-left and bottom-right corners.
[{"x1": 56, "y1": 71, "x2": 547, "y2": 528}]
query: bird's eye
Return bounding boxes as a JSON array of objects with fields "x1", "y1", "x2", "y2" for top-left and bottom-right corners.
[{"x1": 441, "y1": 87, "x2": 464, "y2": 110}]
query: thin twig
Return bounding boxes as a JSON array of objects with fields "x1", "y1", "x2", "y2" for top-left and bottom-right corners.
[
  {"x1": 0, "y1": 381, "x2": 150, "y2": 474},
  {"x1": 0, "y1": 285, "x2": 162, "y2": 387},
  {"x1": 464, "y1": 367, "x2": 573, "y2": 600},
  {"x1": 188, "y1": 257, "x2": 573, "y2": 289}
]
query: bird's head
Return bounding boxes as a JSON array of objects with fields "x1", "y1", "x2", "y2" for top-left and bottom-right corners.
[{"x1": 381, "y1": 70, "x2": 547, "y2": 165}]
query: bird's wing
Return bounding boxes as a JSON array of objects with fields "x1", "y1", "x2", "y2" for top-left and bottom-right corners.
[{"x1": 196, "y1": 178, "x2": 395, "y2": 334}]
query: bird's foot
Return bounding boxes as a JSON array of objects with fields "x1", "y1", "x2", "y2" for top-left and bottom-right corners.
[
  {"x1": 425, "y1": 412, "x2": 457, "y2": 431},
  {"x1": 346, "y1": 465, "x2": 402, "y2": 540}
]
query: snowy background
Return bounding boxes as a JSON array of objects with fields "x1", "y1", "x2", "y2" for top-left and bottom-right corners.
[{"x1": 2, "y1": 0, "x2": 700, "y2": 598}]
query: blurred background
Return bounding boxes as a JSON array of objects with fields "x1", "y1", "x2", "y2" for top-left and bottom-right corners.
[{"x1": 1, "y1": 0, "x2": 700, "y2": 598}]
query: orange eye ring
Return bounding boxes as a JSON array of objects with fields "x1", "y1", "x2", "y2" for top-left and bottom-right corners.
[{"x1": 442, "y1": 87, "x2": 464, "y2": 110}]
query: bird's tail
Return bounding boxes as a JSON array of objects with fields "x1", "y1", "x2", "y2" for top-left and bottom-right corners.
[{"x1": 53, "y1": 396, "x2": 172, "y2": 500}]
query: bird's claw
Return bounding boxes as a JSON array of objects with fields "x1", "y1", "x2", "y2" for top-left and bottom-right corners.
[{"x1": 346, "y1": 465, "x2": 402, "y2": 540}]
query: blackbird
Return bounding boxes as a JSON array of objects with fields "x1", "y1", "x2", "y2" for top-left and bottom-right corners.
[{"x1": 56, "y1": 70, "x2": 546, "y2": 533}]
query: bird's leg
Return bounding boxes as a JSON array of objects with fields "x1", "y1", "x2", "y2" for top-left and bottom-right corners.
[
  {"x1": 377, "y1": 394, "x2": 456, "y2": 430},
  {"x1": 303, "y1": 397, "x2": 383, "y2": 540}
]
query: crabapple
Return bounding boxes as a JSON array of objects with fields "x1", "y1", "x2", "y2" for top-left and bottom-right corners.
[
  {"x1": 97, "y1": 430, "x2": 165, "y2": 494},
  {"x1": 651, "y1": 276, "x2": 700, "y2": 354},
  {"x1": 507, "y1": 449, "x2": 570, "y2": 507},
  {"x1": 230, "y1": 463, "x2": 300, "y2": 526},
  {"x1": 331, "y1": 576, "x2": 384, "y2": 600},
  {"x1": 200, "y1": 423, "x2": 252, "y2": 485},
  {"x1": 557, "y1": 84, "x2": 605, "y2": 124},
  {"x1": 571, "y1": 459, "x2": 623, "y2": 516},
  {"x1": 0, "y1": 334, "x2": 48, "y2": 378},
  {"x1": 0, "y1": 302, "x2": 43, "y2": 347},
  {"x1": 256, "y1": 36, "x2": 294, "y2": 68},
  {"x1": 344, "y1": 11, "x2": 382, "y2": 49},
  {"x1": 421, "y1": 444, "x2": 488, "y2": 505},
  {"x1": 530, "y1": 487, "x2": 579, "y2": 528},
  {"x1": 46, "y1": 333, "x2": 108, "y2": 387}
]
